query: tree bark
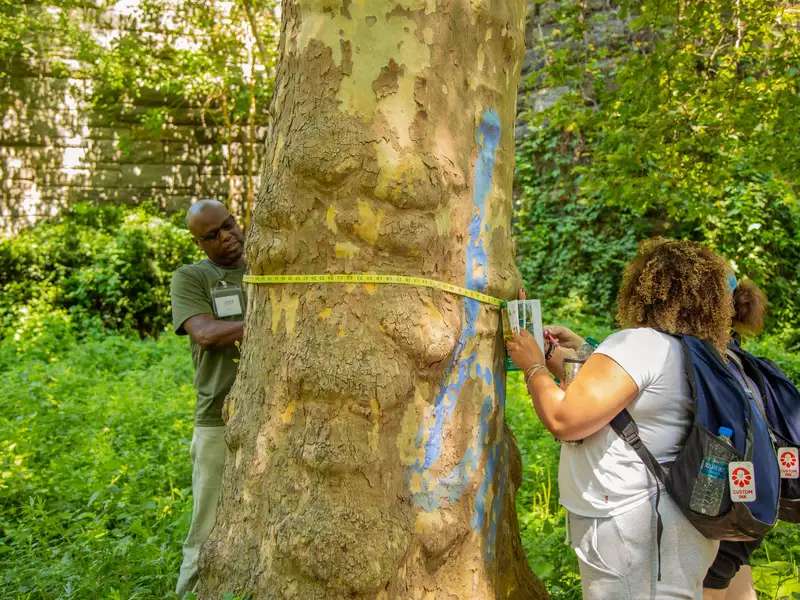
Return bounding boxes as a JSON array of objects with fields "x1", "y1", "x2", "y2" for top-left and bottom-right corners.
[{"x1": 200, "y1": 1, "x2": 546, "y2": 598}]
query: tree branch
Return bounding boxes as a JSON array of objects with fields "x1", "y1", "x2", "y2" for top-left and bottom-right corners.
[{"x1": 240, "y1": 0, "x2": 271, "y2": 69}]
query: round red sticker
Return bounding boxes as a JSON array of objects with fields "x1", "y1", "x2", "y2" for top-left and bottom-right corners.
[
  {"x1": 731, "y1": 466, "x2": 752, "y2": 488},
  {"x1": 780, "y1": 451, "x2": 797, "y2": 469}
]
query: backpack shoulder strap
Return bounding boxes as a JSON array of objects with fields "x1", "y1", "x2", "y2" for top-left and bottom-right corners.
[
  {"x1": 609, "y1": 409, "x2": 666, "y2": 580},
  {"x1": 610, "y1": 410, "x2": 667, "y2": 484}
]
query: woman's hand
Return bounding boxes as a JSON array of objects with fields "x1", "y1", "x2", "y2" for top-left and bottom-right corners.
[
  {"x1": 544, "y1": 324, "x2": 585, "y2": 351},
  {"x1": 546, "y1": 344, "x2": 577, "y2": 383},
  {"x1": 506, "y1": 330, "x2": 545, "y2": 373}
]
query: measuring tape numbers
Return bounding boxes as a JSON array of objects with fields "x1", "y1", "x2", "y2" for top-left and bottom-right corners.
[{"x1": 243, "y1": 273, "x2": 504, "y2": 308}]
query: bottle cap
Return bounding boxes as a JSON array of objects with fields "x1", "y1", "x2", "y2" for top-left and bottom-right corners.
[{"x1": 718, "y1": 426, "x2": 734, "y2": 438}]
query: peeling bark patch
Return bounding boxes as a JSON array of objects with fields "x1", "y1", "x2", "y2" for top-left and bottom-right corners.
[
  {"x1": 296, "y1": 0, "x2": 431, "y2": 127},
  {"x1": 407, "y1": 110, "x2": 501, "y2": 515},
  {"x1": 269, "y1": 288, "x2": 300, "y2": 335},
  {"x1": 372, "y1": 59, "x2": 402, "y2": 99},
  {"x1": 325, "y1": 205, "x2": 338, "y2": 233},
  {"x1": 334, "y1": 241, "x2": 360, "y2": 258},
  {"x1": 353, "y1": 199, "x2": 384, "y2": 244}
]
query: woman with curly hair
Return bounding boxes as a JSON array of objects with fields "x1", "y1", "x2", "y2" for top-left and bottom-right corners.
[
  {"x1": 702, "y1": 278, "x2": 769, "y2": 600},
  {"x1": 507, "y1": 238, "x2": 735, "y2": 599}
]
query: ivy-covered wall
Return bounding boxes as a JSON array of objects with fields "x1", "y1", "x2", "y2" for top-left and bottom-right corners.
[
  {"x1": 1, "y1": 1, "x2": 274, "y2": 234},
  {"x1": 513, "y1": 0, "x2": 800, "y2": 332}
]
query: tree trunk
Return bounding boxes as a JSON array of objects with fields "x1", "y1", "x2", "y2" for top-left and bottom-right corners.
[{"x1": 200, "y1": 1, "x2": 546, "y2": 598}]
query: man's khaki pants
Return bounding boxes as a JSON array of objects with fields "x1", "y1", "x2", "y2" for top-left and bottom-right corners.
[{"x1": 176, "y1": 426, "x2": 226, "y2": 598}]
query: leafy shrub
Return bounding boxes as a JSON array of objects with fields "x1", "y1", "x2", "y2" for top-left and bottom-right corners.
[
  {"x1": 0, "y1": 328, "x2": 194, "y2": 598},
  {"x1": 0, "y1": 202, "x2": 201, "y2": 337}
]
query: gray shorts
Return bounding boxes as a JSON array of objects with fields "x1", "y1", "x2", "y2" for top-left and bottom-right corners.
[{"x1": 568, "y1": 494, "x2": 719, "y2": 600}]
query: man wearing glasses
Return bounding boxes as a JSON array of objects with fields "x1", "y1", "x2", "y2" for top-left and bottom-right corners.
[{"x1": 170, "y1": 199, "x2": 246, "y2": 597}]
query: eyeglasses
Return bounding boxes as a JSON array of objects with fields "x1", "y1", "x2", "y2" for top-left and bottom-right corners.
[{"x1": 196, "y1": 216, "x2": 237, "y2": 242}]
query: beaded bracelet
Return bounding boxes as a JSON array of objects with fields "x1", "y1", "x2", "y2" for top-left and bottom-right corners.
[{"x1": 524, "y1": 363, "x2": 547, "y2": 385}]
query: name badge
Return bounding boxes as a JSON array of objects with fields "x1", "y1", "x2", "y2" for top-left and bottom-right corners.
[
  {"x1": 778, "y1": 447, "x2": 799, "y2": 479},
  {"x1": 211, "y1": 283, "x2": 244, "y2": 318},
  {"x1": 728, "y1": 461, "x2": 757, "y2": 503}
]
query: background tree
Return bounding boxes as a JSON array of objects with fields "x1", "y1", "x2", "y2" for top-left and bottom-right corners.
[{"x1": 199, "y1": 1, "x2": 546, "y2": 598}]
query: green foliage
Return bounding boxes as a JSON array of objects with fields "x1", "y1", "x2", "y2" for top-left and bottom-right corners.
[
  {"x1": 0, "y1": 326, "x2": 194, "y2": 598},
  {"x1": 2, "y1": 2, "x2": 278, "y2": 221},
  {"x1": 0, "y1": 202, "x2": 201, "y2": 337},
  {"x1": 506, "y1": 373, "x2": 580, "y2": 600},
  {"x1": 76, "y1": 0, "x2": 278, "y2": 127},
  {"x1": 514, "y1": 121, "x2": 647, "y2": 324},
  {"x1": 515, "y1": 0, "x2": 800, "y2": 332},
  {"x1": 0, "y1": 2, "x2": 95, "y2": 77},
  {"x1": 751, "y1": 521, "x2": 800, "y2": 599},
  {"x1": 745, "y1": 329, "x2": 800, "y2": 383},
  {"x1": 0, "y1": 1, "x2": 35, "y2": 68}
]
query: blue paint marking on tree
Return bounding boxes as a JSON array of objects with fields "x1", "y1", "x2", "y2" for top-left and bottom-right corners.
[
  {"x1": 409, "y1": 110, "x2": 504, "y2": 528},
  {"x1": 472, "y1": 369, "x2": 507, "y2": 562},
  {"x1": 412, "y1": 396, "x2": 493, "y2": 510}
]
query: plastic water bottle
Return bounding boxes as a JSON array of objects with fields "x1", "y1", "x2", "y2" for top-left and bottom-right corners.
[
  {"x1": 577, "y1": 338, "x2": 597, "y2": 361},
  {"x1": 689, "y1": 426, "x2": 735, "y2": 516}
]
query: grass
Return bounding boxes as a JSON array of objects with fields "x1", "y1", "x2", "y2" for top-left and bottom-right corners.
[
  {"x1": 1, "y1": 318, "x2": 798, "y2": 598},
  {"x1": 0, "y1": 326, "x2": 194, "y2": 599}
]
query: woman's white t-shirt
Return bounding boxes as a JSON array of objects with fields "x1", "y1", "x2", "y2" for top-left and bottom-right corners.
[{"x1": 558, "y1": 327, "x2": 692, "y2": 517}]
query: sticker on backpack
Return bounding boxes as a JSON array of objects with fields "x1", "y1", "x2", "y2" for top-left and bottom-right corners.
[
  {"x1": 729, "y1": 462, "x2": 757, "y2": 502},
  {"x1": 778, "y1": 447, "x2": 799, "y2": 479}
]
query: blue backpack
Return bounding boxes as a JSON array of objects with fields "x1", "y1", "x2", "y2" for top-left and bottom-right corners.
[
  {"x1": 729, "y1": 341, "x2": 800, "y2": 523},
  {"x1": 610, "y1": 334, "x2": 781, "y2": 551}
]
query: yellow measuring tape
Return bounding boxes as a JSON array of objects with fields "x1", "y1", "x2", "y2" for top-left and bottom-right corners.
[{"x1": 243, "y1": 273, "x2": 504, "y2": 308}]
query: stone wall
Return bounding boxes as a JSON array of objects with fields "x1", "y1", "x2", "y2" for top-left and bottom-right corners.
[
  {"x1": 1, "y1": 1, "x2": 627, "y2": 235},
  {"x1": 0, "y1": 2, "x2": 267, "y2": 235},
  {"x1": 518, "y1": 0, "x2": 630, "y2": 138}
]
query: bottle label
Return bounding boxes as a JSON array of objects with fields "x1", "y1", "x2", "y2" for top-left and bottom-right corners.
[
  {"x1": 700, "y1": 458, "x2": 727, "y2": 479},
  {"x1": 778, "y1": 447, "x2": 799, "y2": 479},
  {"x1": 728, "y1": 461, "x2": 757, "y2": 502}
]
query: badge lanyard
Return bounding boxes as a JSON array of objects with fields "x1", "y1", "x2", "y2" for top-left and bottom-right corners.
[{"x1": 209, "y1": 262, "x2": 245, "y2": 319}]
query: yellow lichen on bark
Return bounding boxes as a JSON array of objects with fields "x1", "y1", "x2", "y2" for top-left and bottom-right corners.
[
  {"x1": 268, "y1": 288, "x2": 299, "y2": 334},
  {"x1": 354, "y1": 200, "x2": 384, "y2": 245}
]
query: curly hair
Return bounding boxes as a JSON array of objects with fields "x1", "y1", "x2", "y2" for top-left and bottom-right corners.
[
  {"x1": 616, "y1": 238, "x2": 734, "y2": 353},
  {"x1": 732, "y1": 279, "x2": 767, "y2": 336}
]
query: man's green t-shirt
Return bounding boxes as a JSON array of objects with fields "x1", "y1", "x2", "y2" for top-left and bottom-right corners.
[{"x1": 170, "y1": 259, "x2": 246, "y2": 427}]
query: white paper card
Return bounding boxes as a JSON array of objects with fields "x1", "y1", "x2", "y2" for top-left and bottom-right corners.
[
  {"x1": 214, "y1": 294, "x2": 243, "y2": 318},
  {"x1": 778, "y1": 447, "x2": 799, "y2": 479},
  {"x1": 508, "y1": 301, "x2": 520, "y2": 335},
  {"x1": 525, "y1": 299, "x2": 544, "y2": 354},
  {"x1": 728, "y1": 461, "x2": 757, "y2": 503}
]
